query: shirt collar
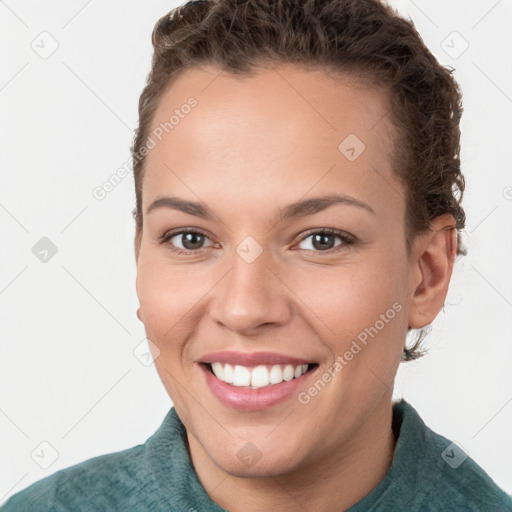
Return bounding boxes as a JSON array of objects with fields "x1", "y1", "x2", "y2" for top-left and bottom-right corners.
[
  {"x1": 145, "y1": 399, "x2": 422, "y2": 511},
  {"x1": 145, "y1": 406, "x2": 227, "y2": 511}
]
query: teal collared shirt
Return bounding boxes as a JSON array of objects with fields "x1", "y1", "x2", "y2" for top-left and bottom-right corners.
[{"x1": 2, "y1": 400, "x2": 511, "y2": 511}]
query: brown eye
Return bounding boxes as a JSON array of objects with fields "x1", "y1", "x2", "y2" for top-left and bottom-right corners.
[
  {"x1": 162, "y1": 229, "x2": 215, "y2": 253},
  {"x1": 297, "y1": 230, "x2": 354, "y2": 252}
]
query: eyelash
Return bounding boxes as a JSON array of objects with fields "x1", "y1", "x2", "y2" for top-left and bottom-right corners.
[{"x1": 159, "y1": 228, "x2": 355, "y2": 256}]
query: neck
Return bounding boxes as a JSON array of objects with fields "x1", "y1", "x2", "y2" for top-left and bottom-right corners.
[{"x1": 187, "y1": 397, "x2": 396, "y2": 512}]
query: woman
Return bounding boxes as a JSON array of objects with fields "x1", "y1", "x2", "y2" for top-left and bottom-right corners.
[{"x1": 3, "y1": 0, "x2": 511, "y2": 510}]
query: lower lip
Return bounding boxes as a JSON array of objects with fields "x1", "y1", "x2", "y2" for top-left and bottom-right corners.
[{"x1": 200, "y1": 364, "x2": 317, "y2": 411}]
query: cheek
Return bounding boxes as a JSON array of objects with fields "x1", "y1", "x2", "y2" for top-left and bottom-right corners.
[
  {"x1": 136, "y1": 260, "x2": 205, "y2": 356},
  {"x1": 136, "y1": 261, "x2": 208, "y2": 409},
  {"x1": 290, "y1": 252, "x2": 408, "y2": 358}
]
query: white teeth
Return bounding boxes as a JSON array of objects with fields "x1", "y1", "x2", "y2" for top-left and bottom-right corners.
[
  {"x1": 282, "y1": 364, "x2": 295, "y2": 381},
  {"x1": 269, "y1": 365, "x2": 283, "y2": 384},
  {"x1": 223, "y1": 363, "x2": 234, "y2": 383},
  {"x1": 232, "y1": 365, "x2": 251, "y2": 387},
  {"x1": 251, "y1": 365, "x2": 270, "y2": 387},
  {"x1": 209, "y1": 362, "x2": 311, "y2": 389},
  {"x1": 211, "y1": 362, "x2": 224, "y2": 381}
]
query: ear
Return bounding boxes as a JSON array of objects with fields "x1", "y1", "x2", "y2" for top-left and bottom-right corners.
[
  {"x1": 408, "y1": 214, "x2": 458, "y2": 329},
  {"x1": 137, "y1": 307, "x2": 144, "y2": 323}
]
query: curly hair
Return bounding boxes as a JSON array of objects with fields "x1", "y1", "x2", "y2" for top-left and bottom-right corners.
[{"x1": 131, "y1": 0, "x2": 466, "y2": 361}]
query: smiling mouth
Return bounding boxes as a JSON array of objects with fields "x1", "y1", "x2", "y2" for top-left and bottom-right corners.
[{"x1": 202, "y1": 362, "x2": 319, "y2": 389}]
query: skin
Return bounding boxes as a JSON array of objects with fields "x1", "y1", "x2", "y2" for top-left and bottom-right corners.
[{"x1": 134, "y1": 63, "x2": 457, "y2": 512}]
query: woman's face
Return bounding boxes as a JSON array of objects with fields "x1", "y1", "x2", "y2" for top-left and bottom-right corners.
[{"x1": 135, "y1": 64, "x2": 415, "y2": 477}]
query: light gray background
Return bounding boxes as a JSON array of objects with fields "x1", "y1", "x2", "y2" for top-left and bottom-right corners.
[{"x1": 1, "y1": 0, "x2": 511, "y2": 501}]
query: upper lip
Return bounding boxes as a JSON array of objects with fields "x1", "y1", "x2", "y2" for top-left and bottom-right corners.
[{"x1": 199, "y1": 351, "x2": 315, "y2": 366}]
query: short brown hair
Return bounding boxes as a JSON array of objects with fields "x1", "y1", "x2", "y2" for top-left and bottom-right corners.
[{"x1": 131, "y1": 0, "x2": 466, "y2": 360}]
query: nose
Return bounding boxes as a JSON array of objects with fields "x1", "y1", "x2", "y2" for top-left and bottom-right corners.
[{"x1": 209, "y1": 247, "x2": 292, "y2": 335}]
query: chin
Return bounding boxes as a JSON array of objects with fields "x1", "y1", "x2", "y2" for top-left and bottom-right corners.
[
  {"x1": 207, "y1": 443, "x2": 307, "y2": 479},
  {"x1": 221, "y1": 458, "x2": 299, "y2": 479}
]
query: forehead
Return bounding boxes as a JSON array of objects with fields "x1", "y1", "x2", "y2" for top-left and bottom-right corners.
[{"x1": 143, "y1": 64, "x2": 402, "y2": 219}]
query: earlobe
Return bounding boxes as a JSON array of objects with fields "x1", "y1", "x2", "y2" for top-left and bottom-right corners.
[
  {"x1": 408, "y1": 215, "x2": 457, "y2": 329},
  {"x1": 137, "y1": 307, "x2": 144, "y2": 323}
]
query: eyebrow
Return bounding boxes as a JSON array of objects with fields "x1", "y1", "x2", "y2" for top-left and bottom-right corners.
[{"x1": 146, "y1": 194, "x2": 376, "y2": 221}]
